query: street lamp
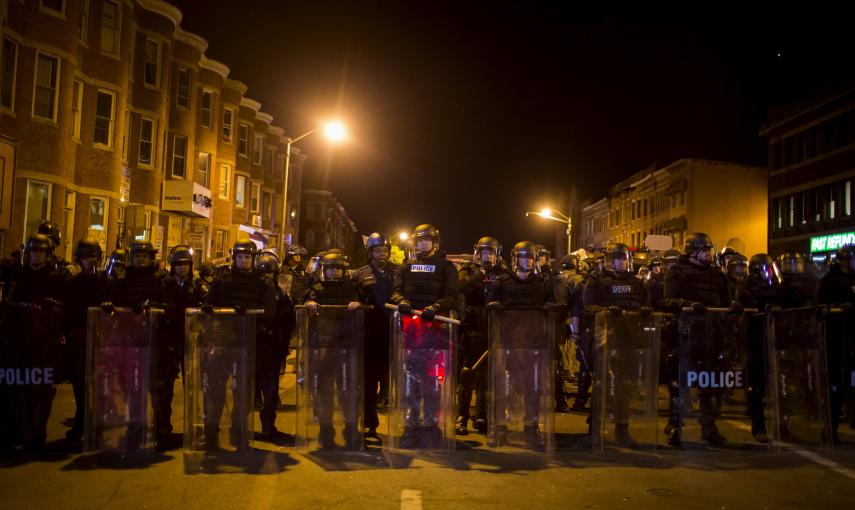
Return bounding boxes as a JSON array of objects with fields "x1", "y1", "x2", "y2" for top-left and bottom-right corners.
[
  {"x1": 279, "y1": 121, "x2": 347, "y2": 253},
  {"x1": 526, "y1": 207, "x2": 572, "y2": 255}
]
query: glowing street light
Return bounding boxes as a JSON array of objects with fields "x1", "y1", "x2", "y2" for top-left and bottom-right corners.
[
  {"x1": 280, "y1": 120, "x2": 347, "y2": 253},
  {"x1": 398, "y1": 232, "x2": 409, "y2": 242},
  {"x1": 539, "y1": 208, "x2": 552, "y2": 218},
  {"x1": 526, "y1": 207, "x2": 572, "y2": 255}
]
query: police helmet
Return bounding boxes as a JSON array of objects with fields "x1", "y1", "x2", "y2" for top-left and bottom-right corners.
[
  {"x1": 749, "y1": 253, "x2": 782, "y2": 287},
  {"x1": 473, "y1": 236, "x2": 501, "y2": 263},
  {"x1": 412, "y1": 224, "x2": 440, "y2": 255},
  {"x1": 286, "y1": 243, "x2": 308, "y2": 258},
  {"x1": 559, "y1": 253, "x2": 579, "y2": 270},
  {"x1": 198, "y1": 260, "x2": 216, "y2": 278},
  {"x1": 307, "y1": 251, "x2": 326, "y2": 275},
  {"x1": 106, "y1": 248, "x2": 127, "y2": 275},
  {"x1": 25, "y1": 234, "x2": 54, "y2": 260},
  {"x1": 37, "y1": 221, "x2": 62, "y2": 248},
  {"x1": 320, "y1": 252, "x2": 348, "y2": 281},
  {"x1": 683, "y1": 233, "x2": 716, "y2": 265},
  {"x1": 604, "y1": 243, "x2": 633, "y2": 273},
  {"x1": 777, "y1": 252, "x2": 805, "y2": 275},
  {"x1": 511, "y1": 241, "x2": 537, "y2": 272},
  {"x1": 75, "y1": 237, "x2": 103, "y2": 260},
  {"x1": 366, "y1": 233, "x2": 391, "y2": 255},
  {"x1": 257, "y1": 253, "x2": 280, "y2": 275},
  {"x1": 169, "y1": 244, "x2": 194, "y2": 268}
]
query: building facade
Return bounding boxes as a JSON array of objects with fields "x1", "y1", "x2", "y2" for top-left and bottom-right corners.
[
  {"x1": 580, "y1": 159, "x2": 768, "y2": 257},
  {"x1": 299, "y1": 189, "x2": 358, "y2": 257},
  {"x1": 0, "y1": 0, "x2": 305, "y2": 263},
  {"x1": 760, "y1": 82, "x2": 855, "y2": 262}
]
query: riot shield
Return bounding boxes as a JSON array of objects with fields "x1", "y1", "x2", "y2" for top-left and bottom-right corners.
[
  {"x1": 591, "y1": 311, "x2": 661, "y2": 450},
  {"x1": 487, "y1": 308, "x2": 555, "y2": 451},
  {"x1": 388, "y1": 311, "x2": 456, "y2": 451},
  {"x1": 0, "y1": 302, "x2": 63, "y2": 448},
  {"x1": 184, "y1": 309, "x2": 258, "y2": 452},
  {"x1": 677, "y1": 310, "x2": 751, "y2": 447},
  {"x1": 766, "y1": 308, "x2": 833, "y2": 449},
  {"x1": 295, "y1": 305, "x2": 364, "y2": 450},
  {"x1": 84, "y1": 307, "x2": 161, "y2": 454}
]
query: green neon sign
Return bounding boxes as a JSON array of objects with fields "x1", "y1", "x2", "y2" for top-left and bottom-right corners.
[{"x1": 810, "y1": 232, "x2": 855, "y2": 253}]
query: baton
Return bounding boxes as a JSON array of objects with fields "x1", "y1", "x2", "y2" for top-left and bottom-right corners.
[
  {"x1": 461, "y1": 350, "x2": 489, "y2": 374},
  {"x1": 384, "y1": 303, "x2": 461, "y2": 325}
]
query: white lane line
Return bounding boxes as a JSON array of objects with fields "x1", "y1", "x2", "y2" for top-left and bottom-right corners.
[
  {"x1": 724, "y1": 419, "x2": 855, "y2": 481},
  {"x1": 401, "y1": 489, "x2": 423, "y2": 510}
]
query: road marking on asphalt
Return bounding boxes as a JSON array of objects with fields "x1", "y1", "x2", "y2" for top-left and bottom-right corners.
[
  {"x1": 724, "y1": 419, "x2": 855, "y2": 481},
  {"x1": 401, "y1": 489, "x2": 422, "y2": 510}
]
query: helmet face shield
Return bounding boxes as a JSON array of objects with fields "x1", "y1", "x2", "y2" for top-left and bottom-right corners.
[
  {"x1": 749, "y1": 254, "x2": 783, "y2": 287},
  {"x1": 511, "y1": 241, "x2": 536, "y2": 273}
]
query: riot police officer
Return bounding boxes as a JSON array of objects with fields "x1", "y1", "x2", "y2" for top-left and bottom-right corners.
[
  {"x1": 62, "y1": 238, "x2": 107, "y2": 441},
  {"x1": 37, "y1": 221, "x2": 72, "y2": 276},
  {"x1": 582, "y1": 243, "x2": 650, "y2": 447},
  {"x1": 352, "y1": 233, "x2": 398, "y2": 438},
  {"x1": 304, "y1": 253, "x2": 365, "y2": 448},
  {"x1": 663, "y1": 233, "x2": 733, "y2": 447},
  {"x1": 103, "y1": 241, "x2": 166, "y2": 311},
  {"x1": 456, "y1": 236, "x2": 506, "y2": 435},
  {"x1": 816, "y1": 245, "x2": 855, "y2": 445},
  {"x1": 2, "y1": 234, "x2": 67, "y2": 450},
  {"x1": 390, "y1": 224, "x2": 459, "y2": 447},
  {"x1": 725, "y1": 253, "x2": 749, "y2": 303},
  {"x1": 105, "y1": 248, "x2": 128, "y2": 281},
  {"x1": 486, "y1": 241, "x2": 556, "y2": 446},
  {"x1": 779, "y1": 253, "x2": 818, "y2": 307},
  {"x1": 255, "y1": 251, "x2": 294, "y2": 438},
  {"x1": 281, "y1": 244, "x2": 309, "y2": 305}
]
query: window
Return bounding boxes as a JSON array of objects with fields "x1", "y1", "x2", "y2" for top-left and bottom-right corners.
[
  {"x1": 1, "y1": 38, "x2": 17, "y2": 110},
  {"x1": 139, "y1": 117, "x2": 154, "y2": 166},
  {"x1": 222, "y1": 108, "x2": 234, "y2": 142},
  {"x1": 41, "y1": 0, "x2": 64, "y2": 14},
  {"x1": 78, "y1": 0, "x2": 89, "y2": 43},
  {"x1": 265, "y1": 147, "x2": 274, "y2": 176},
  {"x1": 828, "y1": 185, "x2": 837, "y2": 220},
  {"x1": 787, "y1": 195, "x2": 795, "y2": 227},
  {"x1": 70, "y1": 78, "x2": 83, "y2": 140},
  {"x1": 176, "y1": 67, "x2": 190, "y2": 108},
  {"x1": 200, "y1": 90, "x2": 213, "y2": 128},
  {"x1": 33, "y1": 52, "x2": 59, "y2": 120},
  {"x1": 93, "y1": 90, "x2": 115, "y2": 147},
  {"x1": 25, "y1": 180, "x2": 51, "y2": 241},
  {"x1": 252, "y1": 134, "x2": 263, "y2": 165},
  {"x1": 814, "y1": 189, "x2": 822, "y2": 222},
  {"x1": 144, "y1": 39, "x2": 159, "y2": 87},
  {"x1": 214, "y1": 229, "x2": 229, "y2": 259},
  {"x1": 250, "y1": 181, "x2": 261, "y2": 213},
  {"x1": 218, "y1": 163, "x2": 232, "y2": 200},
  {"x1": 263, "y1": 192, "x2": 272, "y2": 224},
  {"x1": 844, "y1": 181, "x2": 852, "y2": 217},
  {"x1": 238, "y1": 123, "x2": 250, "y2": 156},
  {"x1": 89, "y1": 197, "x2": 106, "y2": 231},
  {"x1": 171, "y1": 135, "x2": 187, "y2": 178},
  {"x1": 775, "y1": 198, "x2": 783, "y2": 230},
  {"x1": 235, "y1": 175, "x2": 247, "y2": 207},
  {"x1": 121, "y1": 110, "x2": 130, "y2": 161},
  {"x1": 195, "y1": 152, "x2": 210, "y2": 188},
  {"x1": 100, "y1": 0, "x2": 120, "y2": 56},
  {"x1": 276, "y1": 153, "x2": 285, "y2": 180}
]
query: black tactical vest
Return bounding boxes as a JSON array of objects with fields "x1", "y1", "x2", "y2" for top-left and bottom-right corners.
[
  {"x1": 309, "y1": 279, "x2": 359, "y2": 306},
  {"x1": 213, "y1": 269, "x2": 266, "y2": 309},
  {"x1": 402, "y1": 254, "x2": 450, "y2": 309},
  {"x1": 112, "y1": 266, "x2": 163, "y2": 306},
  {"x1": 588, "y1": 271, "x2": 644, "y2": 309},
  {"x1": 493, "y1": 273, "x2": 547, "y2": 307},
  {"x1": 665, "y1": 257, "x2": 728, "y2": 307}
]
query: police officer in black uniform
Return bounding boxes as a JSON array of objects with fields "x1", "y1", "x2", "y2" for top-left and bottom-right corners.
[
  {"x1": 282, "y1": 244, "x2": 309, "y2": 305},
  {"x1": 255, "y1": 251, "x2": 294, "y2": 438},
  {"x1": 203, "y1": 240, "x2": 276, "y2": 448},
  {"x1": 725, "y1": 253, "x2": 749, "y2": 303},
  {"x1": 1, "y1": 234, "x2": 67, "y2": 451},
  {"x1": 304, "y1": 253, "x2": 365, "y2": 448},
  {"x1": 37, "y1": 221, "x2": 72, "y2": 277},
  {"x1": 582, "y1": 243, "x2": 650, "y2": 447},
  {"x1": 663, "y1": 233, "x2": 734, "y2": 447},
  {"x1": 105, "y1": 248, "x2": 127, "y2": 281},
  {"x1": 456, "y1": 236, "x2": 506, "y2": 435},
  {"x1": 390, "y1": 224, "x2": 459, "y2": 447},
  {"x1": 62, "y1": 238, "x2": 107, "y2": 441},
  {"x1": 779, "y1": 253, "x2": 818, "y2": 307},
  {"x1": 159, "y1": 245, "x2": 206, "y2": 447},
  {"x1": 486, "y1": 241, "x2": 555, "y2": 446},
  {"x1": 816, "y1": 245, "x2": 855, "y2": 445},
  {"x1": 352, "y1": 233, "x2": 398, "y2": 438},
  {"x1": 103, "y1": 241, "x2": 166, "y2": 312}
]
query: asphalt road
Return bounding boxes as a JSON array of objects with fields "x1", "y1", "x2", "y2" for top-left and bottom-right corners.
[{"x1": 2, "y1": 356, "x2": 854, "y2": 510}]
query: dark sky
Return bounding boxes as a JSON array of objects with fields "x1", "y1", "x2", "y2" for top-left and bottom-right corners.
[{"x1": 172, "y1": 1, "x2": 854, "y2": 253}]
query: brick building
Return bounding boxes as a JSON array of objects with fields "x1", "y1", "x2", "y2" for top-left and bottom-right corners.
[
  {"x1": 299, "y1": 189, "x2": 358, "y2": 257},
  {"x1": 0, "y1": 0, "x2": 305, "y2": 263}
]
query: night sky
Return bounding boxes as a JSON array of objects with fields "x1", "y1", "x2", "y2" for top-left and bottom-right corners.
[{"x1": 172, "y1": 1, "x2": 853, "y2": 254}]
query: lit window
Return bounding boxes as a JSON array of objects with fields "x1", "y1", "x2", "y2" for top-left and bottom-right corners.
[
  {"x1": 218, "y1": 164, "x2": 232, "y2": 200},
  {"x1": 235, "y1": 175, "x2": 246, "y2": 207},
  {"x1": 845, "y1": 181, "x2": 852, "y2": 217},
  {"x1": 195, "y1": 152, "x2": 210, "y2": 188},
  {"x1": 89, "y1": 197, "x2": 106, "y2": 231},
  {"x1": 25, "y1": 180, "x2": 51, "y2": 241},
  {"x1": 222, "y1": 108, "x2": 234, "y2": 142}
]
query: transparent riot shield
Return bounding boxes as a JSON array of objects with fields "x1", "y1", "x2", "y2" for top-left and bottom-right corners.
[
  {"x1": 487, "y1": 308, "x2": 555, "y2": 451},
  {"x1": 278, "y1": 273, "x2": 293, "y2": 296},
  {"x1": 295, "y1": 305, "x2": 364, "y2": 451},
  {"x1": 84, "y1": 307, "x2": 161, "y2": 454},
  {"x1": 677, "y1": 310, "x2": 751, "y2": 447},
  {"x1": 388, "y1": 311, "x2": 456, "y2": 452},
  {"x1": 767, "y1": 308, "x2": 833, "y2": 449},
  {"x1": 592, "y1": 311, "x2": 661, "y2": 450},
  {"x1": 0, "y1": 302, "x2": 63, "y2": 448},
  {"x1": 184, "y1": 309, "x2": 258, "y2": 452}
]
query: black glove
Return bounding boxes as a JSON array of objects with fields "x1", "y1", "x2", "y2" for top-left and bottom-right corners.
[
  {"x1": 639, "y1": 306, "x2": 653, "y2": 318},
  {"x1": 233, "y1": 305, "x2": 246, "y2": 315},
  {"x1": 730, "y1": 302, "x2": 745, "y2": 315},
  {"x1": 765, "y1": 304, "x2": 782, "y2": 314},
  {"x1": 608, "y1": 306, "x2": 622, "y2": 316},
  {"x1": 100, "y1": 301, "x2": 115, "y2": 314},
  {"x1": 486, "y1": 301, "x2": 503, "y2": 311},
  {"x1": 421, "y1": 304, "x2": 440, "y2": 320},
  {"x1": 201, "y1": 304, "x2": 214, "y2": 314},
  {"x1": 691, "y1": 302, "x2": 707, "y2": 314},
  {"x1": 398, "y1": 301, "x2": 413, "y2": 315}
]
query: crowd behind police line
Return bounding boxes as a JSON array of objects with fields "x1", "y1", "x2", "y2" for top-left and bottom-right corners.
[{"x1": 0, "y1": 219, "x2": 853, "y2": 452}]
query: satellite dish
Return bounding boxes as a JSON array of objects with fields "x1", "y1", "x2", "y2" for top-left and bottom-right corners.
[{"x1": 644, "y1": 234, "x2": 673, "y2": 252}]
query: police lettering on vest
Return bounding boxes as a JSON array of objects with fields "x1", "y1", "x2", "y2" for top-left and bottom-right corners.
[
  {"x1": 411, "y1": 264, "x2": 436, "y2": 273},
  {"x1": 684, "y1": 370, "x2": 744, "y2": 389},
  {"x1": 611, "y1": 285, "x2": 632, "y2": 294},
  {"x1": 0, "y1": 367, "x2": 55, "y2": 385}
]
